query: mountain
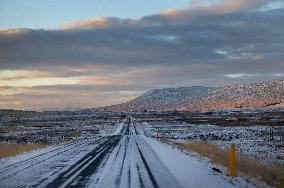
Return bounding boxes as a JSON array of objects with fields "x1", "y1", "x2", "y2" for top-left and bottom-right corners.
[
  {"x1": 99, "y1": 80, "x2": 284, "y2": 112},
  {"x1": 179, "y1": 80, "x2": 284, "y2": 111}
]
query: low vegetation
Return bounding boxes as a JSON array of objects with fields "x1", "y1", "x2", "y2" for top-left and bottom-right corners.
[
  {"x1": 0, "y1": 144, "x2": 46, "y2": 158},
  {"x1": 174, "y1": 139, "x2": 284, "y2": 188}
]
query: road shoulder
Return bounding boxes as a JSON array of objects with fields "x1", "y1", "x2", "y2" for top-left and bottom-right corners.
[{"x1": 142, "y1": 136, "x2": 256, "y2": 188}]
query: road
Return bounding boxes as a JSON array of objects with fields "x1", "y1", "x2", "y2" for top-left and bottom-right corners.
[
  {"x1": 0, "y1": 118, "x2": 247, "y2": 188},
  {"x1": 0, "y1": 118, "x2": 180, "y2": 188}
]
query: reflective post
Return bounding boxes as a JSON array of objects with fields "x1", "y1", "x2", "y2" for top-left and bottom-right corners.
[{"x1": 229, "y1": 144, "x2": 237, "y2": 177}]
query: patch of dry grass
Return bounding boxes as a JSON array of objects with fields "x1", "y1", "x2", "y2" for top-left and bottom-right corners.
[
  {"x1": 0, "y1": 144, "x2": 46, "y2": 158},
  {"x1": 174, "y1": 140, "x2": 284, "y2": 188}
]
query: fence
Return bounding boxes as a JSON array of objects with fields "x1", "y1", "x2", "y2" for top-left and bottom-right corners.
[{"x1": 267, "y1": 127, "x2": 284, "y2": 141}]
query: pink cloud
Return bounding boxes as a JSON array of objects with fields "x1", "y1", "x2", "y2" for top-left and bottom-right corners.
[
  {"x1": 159, "y1": 0, "x2": 266, "y2": 18},
  {"x1": 59, "y1": 17, "x2": 118, "y2": 30},
  {"x1": 0, "y1": 28, "x2": 30, "y2": 36}
]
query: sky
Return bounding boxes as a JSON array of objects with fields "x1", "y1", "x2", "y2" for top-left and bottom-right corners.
[
  {"x1": 0, "y1": 0, "x2": 284, "y2": 110},
  {"x1": 0, "y1": 0, "x2": 190, "y2": 29}
]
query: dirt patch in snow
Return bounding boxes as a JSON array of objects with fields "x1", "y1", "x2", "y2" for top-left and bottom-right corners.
[{"x1": 0, "y1": 143, "x2": 47, "y2": 158}]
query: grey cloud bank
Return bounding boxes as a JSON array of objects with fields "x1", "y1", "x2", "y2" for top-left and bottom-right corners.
[{"x1": 0, "y1": 0, "x2": 283, "y2": 109}]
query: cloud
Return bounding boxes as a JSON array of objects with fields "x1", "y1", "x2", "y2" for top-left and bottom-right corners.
[
  {"x1": 0, "y1": 77, "x2": 83, "y2": 87},
  {"x1": 225, "y1": 73, "x2": 257, "y2": 78},
  {"x1": 203, "y1": 0, "x2": 266, "y2": 14},
  {"x1": 0, "y1": 70, "x2": 86, "y2": 87},
  {"x1": 59, "y1": 17, "x2": 119, "y2": 30},
  {"x1": 1, "y1": 1, "x2": 282, "y2": 68},
  {"x1": 0, "y1": 70, "x2": 56, "y2": 80},
  {"x1": 273, "y1": 73, "x2": 284, "y2": 77},
  {"x1": 0, "y1": 0, "x2": 283, "y2": 109},
  {"x1": 158, "y1": 0, "x2": 266, "y2": 19},
  {"x1": 0, "y1": 28, "x2": 30, "y2": 36},
  {"x1": 0, "y1": 84, "x2": 145, "y2": 110}
]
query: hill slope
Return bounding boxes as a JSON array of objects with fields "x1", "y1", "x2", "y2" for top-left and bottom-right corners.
[{"x1": 100, "y1": 80, "x2": 284, "y2": 112}]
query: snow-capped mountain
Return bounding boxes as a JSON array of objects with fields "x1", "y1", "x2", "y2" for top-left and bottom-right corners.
[{"x1": 100, "y1": 80, "x2": 284, "y2": 112}]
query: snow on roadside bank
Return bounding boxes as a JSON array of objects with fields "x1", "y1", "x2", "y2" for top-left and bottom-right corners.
[
  {"x1": 111, "y1": 118, "x2": 128, "y2": 136},
  {"x1": 143, "y1": 136, "x2": 256, "y2": 188},
  {"x1": 112, "y1": 122, "x2": 124, "y2": 135}
]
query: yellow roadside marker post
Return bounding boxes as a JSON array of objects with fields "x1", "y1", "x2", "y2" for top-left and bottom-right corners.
[{"x1": 229, "y1": 144, "x2": 237, "y2": 177}]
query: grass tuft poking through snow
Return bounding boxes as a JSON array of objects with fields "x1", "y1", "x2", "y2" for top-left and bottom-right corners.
[
  {"x1": 0, "y1": 144, "x2": 47, "y2": 158},
  {"x1": 174, "y1": 139, "x2": 284, "y2": 188}
]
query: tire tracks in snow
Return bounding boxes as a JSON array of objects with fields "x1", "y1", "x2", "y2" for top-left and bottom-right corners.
[
  {"x1": 0, "y1": 137, "x2": 103, "y2": 173},
  {"x1": 45, "y1": 135, "x2": 121, "y2": 188},
  {"x1": 0, "y1": 137, "x2": 105, "y2": 181}
]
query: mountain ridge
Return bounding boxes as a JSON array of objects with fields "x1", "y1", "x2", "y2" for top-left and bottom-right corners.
[{"x1": 97, "y1": 80, "x2": 284, "y2": 112}]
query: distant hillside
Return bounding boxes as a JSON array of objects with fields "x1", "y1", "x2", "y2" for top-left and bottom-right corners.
[
  {"x1": 0, "y1": 109, "x2": 40, "y2": 116},
  {"x1": 99, "y1": 80, "x2": 284, "y2": 112}
]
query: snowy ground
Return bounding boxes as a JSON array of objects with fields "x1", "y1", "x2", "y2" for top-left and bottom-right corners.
[
  {"x1": 0, "y1": 112, "x2": 123, "y2": 144},
  {"x1": 142, "y1": 122, "x2": 284, "y2": 166},
  {"x1": 0, "y1": 117, "x2": 255, "y2": 188}
]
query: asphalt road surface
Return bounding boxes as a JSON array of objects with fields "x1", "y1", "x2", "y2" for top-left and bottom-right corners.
[{"x1": 0, "y1": 118, "x2": 180, "y2": 188}]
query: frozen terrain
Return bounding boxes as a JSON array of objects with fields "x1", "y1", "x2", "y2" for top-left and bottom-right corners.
[
  {"x1": 143, "y1": 123, "x2": 284, "y2": 166},
  {"x1": 0, "y1": 117, "x2": 254, "y2": 188},
  {"x1": 99, "y1": 80, "x2": 284, "y2": 112}
]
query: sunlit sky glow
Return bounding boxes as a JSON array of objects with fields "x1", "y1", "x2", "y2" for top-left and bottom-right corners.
[
  {"x1": 0, "y1": 0, "x2": 284, "y2": 110},
  {"x1": 0, "y1": 0, "x2": 190, "y2": 29}
]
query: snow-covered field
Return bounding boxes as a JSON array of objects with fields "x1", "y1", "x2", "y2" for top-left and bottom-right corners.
[
  {"x1": 0, "y1": 109, "x2": 283, "y2": 187},
  {"x1": 0, "y1": 113, "x2": 123, "y2": 144},
  {"x1": 141, "y1": 122, "x2": 284, "y2": 166}
]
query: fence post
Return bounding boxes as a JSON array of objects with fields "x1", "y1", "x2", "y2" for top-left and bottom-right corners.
[
  {"x1": 156, "y1": 128, "x2": 159, "y2": 138},
  {"x1": 270, "y1": 128, "x2": 273, "y2": 141},
  {"x1": 229, "y1": 144, "x2": 237, "y2": 177}
]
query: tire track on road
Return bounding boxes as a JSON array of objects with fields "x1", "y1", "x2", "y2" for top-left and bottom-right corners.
[
  {"x1": 45, "y1": 135, "x2": 121, "y2": 188},
  {"x1": 0, "y1": 137, "x2": 107, "y2": 184},
  {"x1": 0, "y1": 137, "x2": 103, "y2": 173},
  {"x1": 135, "y1": 140, "x2": 159, "y2": 188}
]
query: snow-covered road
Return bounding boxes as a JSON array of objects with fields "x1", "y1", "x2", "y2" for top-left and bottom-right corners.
[{"x1": 0, "y1": 118, "x2": 252, "y2": 188}]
